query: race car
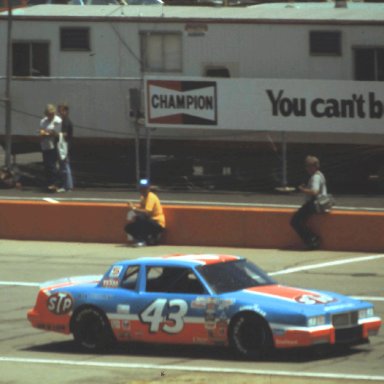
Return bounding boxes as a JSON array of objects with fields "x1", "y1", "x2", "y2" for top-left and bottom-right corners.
[{"x1": 27, "y1": 254, "x2": 381, "y2": 358}]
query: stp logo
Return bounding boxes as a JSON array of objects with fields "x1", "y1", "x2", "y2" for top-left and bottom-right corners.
[
  {"x1": 295, "y1": 294, "x2": 336, "y2": 305},
  {"x1": 47, "y1": 292, "x2": 73, "y2": 315}
]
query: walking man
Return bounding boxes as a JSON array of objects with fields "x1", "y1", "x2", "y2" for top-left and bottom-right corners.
[{"x1": 290, "y1": 155, "x2": 328, "y2": 250}]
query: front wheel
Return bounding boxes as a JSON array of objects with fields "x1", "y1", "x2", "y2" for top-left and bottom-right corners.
[
  {"x1": 229, "y1": 314, "x2": 273, "y2": 360},
  {"x1": 72, "y1": 307, "x2": 115, "y2": 352}
]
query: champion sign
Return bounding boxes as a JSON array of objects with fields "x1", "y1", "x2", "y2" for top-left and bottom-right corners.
[{"x1": 146, "y1": 80, "x2": 217, "y2": 126}]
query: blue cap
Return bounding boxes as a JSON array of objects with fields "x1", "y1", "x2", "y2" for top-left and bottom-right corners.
[{"x1": 139, "y1": 178, "x2": 150, "y2": 188}]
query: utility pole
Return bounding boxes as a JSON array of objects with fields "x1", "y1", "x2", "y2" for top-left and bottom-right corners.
[{"x1": 4, "y1": 0, "x2": 13, "y2": 168}]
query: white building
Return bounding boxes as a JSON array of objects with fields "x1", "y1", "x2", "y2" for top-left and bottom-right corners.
[{"x1": 0, "y1": 2, "x2": 383, "y2": 188}]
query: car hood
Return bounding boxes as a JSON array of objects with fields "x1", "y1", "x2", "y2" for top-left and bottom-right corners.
[{"x1": 235, "y1": 284, "x2": 365, "y2": 313}]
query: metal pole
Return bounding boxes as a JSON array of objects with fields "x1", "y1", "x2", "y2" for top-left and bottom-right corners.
[
  {"x1": 281, "y1": 131, "x2": 287, "y2": 188},
  {"x1": 134, "y1": 122, "x2": 140, "y2": 185},
  {"x1": 4, "y1": 0, "x2": 13, "y2": 168},
  {"x1": 145, "y1": 126, "x2": 151, "y2": 180},
  {"x1": 130, "y1": 88, "x2": 141, "y2": 185}
]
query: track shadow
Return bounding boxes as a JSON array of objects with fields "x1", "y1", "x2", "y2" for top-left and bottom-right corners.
[{"x1": 22, "y1": 339, "x2": 368, "y2": 363}]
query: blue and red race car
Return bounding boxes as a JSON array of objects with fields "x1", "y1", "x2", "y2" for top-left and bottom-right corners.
[{"x1": 27, "y1": 254, "x2": 381, "y2": 358}]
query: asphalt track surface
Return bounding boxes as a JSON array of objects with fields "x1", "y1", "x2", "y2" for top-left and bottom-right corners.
[{"x1": 0, "y1": 241, "x2": 383, "y2": 384}]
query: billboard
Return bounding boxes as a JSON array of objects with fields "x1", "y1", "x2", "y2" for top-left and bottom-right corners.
[
  {"x1": 145, "y1": 80, "x2": 217, "y2": 126},
  {"x1": 145, "y1": 77, "x2": 384, "y2": 134}
]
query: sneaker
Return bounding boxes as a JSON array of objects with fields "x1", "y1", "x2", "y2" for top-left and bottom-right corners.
[
  {"x1": 306, "y1": 236, "x2": 320, "y2": 250},
  {"x1": 56, "y1": 188, "x2": 66, "y2": 193},
  {"x1": 146, "y1": 235, "x2": 155, "y2": 246},
  {"x1": 132, "y1": 241, "x2": 146, "y2": 248}
]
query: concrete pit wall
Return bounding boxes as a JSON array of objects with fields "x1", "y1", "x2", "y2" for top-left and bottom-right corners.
[{"x1": 0, "y1": 200, "x2": 383, "y2": 252}]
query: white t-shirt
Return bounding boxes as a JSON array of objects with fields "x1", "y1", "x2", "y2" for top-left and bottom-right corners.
[
  {"x1": 40, "y1": 115, "x2": 62, "y2": 151},
  {"x1": 306, "y1": 171, "x2": 327, "y2": 201}
]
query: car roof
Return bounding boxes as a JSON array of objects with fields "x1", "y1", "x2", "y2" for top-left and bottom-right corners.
[{"x1": 115, "y1": 254, "x2": 243, "y2": 268}]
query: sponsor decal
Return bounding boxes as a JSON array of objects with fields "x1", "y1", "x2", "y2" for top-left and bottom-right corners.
[
  {"x1": 217, "y1": 299, "x2": 235, "y2": 310},
  {"x1": 238, "y1": 304, "x2": 266, "y2": 317},
  {"x1": 117, "y1": 304, "x2": 131, "y2": 314},
  {"x1": 109, "y1": 265, "x2": 123, "y2": 278},
  {"x1": 147, "y1": 80, "x2": 217, "y2": 126},
  {"x1": 275, "y1": 339, "x2": 300, "y2": 346},
  {"x1": 117, "y1": 332, "x2": 131, "y2": 339},
  {"x1": 191, "y1": 297, "x2": 208, "y2": 309},
  {"x1": 37, "y1": 324, "x2": 66, "y2": 332},
  {"x1": 295, "y1": 293, "x2": 336, "y2": 305},
  {"x1": 272, "y1": 329, "x2": 286, "y2": 336},
  {"x1": 324, "y1": 303, "x2": 355, "y2": 311},
  {"x1": 102, "y1": 279, "x2": 119, "y2": 288},
  {"x1": 47, "y1": 292, "x2": 73, "y2": 315},
  {"x1": 89, "y1": 294, "x2": 113, "y2": 300},
  {"x1": 192, "y1": 297, "x2": 234, "y2": 310},
  {"x1": 111, "y1": 320, "x2": 121, "y2": 329},
  {"x1": 193, "y1": 337, "x2": 209, "y2": 344}
]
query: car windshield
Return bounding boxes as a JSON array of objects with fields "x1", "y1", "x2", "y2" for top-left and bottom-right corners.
[{"x1": 197, "y1": 259, "x2": 276, "y2": 294}]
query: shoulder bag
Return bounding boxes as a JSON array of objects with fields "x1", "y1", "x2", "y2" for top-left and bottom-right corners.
[
  {"x1": 313, "y1": 171, "x2": 334, "y2": 213},
  {"x1": 57, "y1": 132, "x2": 68, "y2": 161}
]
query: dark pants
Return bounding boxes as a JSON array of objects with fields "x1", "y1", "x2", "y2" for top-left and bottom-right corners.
[
  {"x1": 42, "y1": 149, "x2": 58, "y2": 187},
  {"x1": 125, "y1": 215, "x2": 164, "y2": 244},
  {"x1": 290, "y1": 199, "x2": 318, "y2": 245}
]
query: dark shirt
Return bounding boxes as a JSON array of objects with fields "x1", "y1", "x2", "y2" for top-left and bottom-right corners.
[{"x1": 61, "y1": 116, "x2": 73, "y2": 148}]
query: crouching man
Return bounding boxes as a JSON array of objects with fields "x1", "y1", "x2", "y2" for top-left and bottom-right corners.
[{"x1": 125, "y1": 179, "x2": 166, "y2": 247}]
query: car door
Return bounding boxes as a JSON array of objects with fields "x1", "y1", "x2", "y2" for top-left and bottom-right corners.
[{"x1": 129, "y1": 265, "x2": 225, "y2": 345}]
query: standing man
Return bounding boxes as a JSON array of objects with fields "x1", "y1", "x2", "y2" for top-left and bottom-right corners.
[
  {"x1": 125, "y1": 179, "x2": 166, "y2": 247},
  {"x1": 290, "y1": 155, "x2": 328, "y2": 250},
  {"x1": 39, "y1": 104, "x2": 61, "y2": 192},
  {"x1": 57, "y1": 103, "x2": 74, "y2": 192}
]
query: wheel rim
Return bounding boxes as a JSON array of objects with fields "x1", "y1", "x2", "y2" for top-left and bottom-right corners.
[
  {"x1": 238, "y1": 320, "x2": 266, "y2": 351},
  {"x1": 231, "y1": 315, "x2": 269, "y2": 357},
  {"x1": 74, "y1": 309, "x2": 109, "y2": 350},
  {"x1": 80, "y1": 316, "x2": 103, "y2": 347}
]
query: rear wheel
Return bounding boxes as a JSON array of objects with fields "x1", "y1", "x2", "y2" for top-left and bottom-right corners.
[
  {"x1": 229, "y1": 313, "x2": 273, "y2": 359},
  {"x1": 72, "y1": 307, "x2": 114, "y2": 352}
]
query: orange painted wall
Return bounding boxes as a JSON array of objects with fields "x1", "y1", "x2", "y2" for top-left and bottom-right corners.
[{"x1": 0, "y1": 200, "x2": 383, "y2": 252}]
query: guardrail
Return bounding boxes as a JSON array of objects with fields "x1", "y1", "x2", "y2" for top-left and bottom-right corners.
[{"x1": 0, "y1": 200, "x2": 383, "y2": 252}]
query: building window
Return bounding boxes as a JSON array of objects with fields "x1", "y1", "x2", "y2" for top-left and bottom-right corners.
[
  {"x1": 354, "y1": 48, "x2": 384, "y2": 81},
  {"x1": 12, "y1": 42, "x2": 49, "y2": 76},
  {"x1": 60, "y1": 27, "x2": 90, "y2": 51},
  {"x1": 309, "y1": 31, "x2": 341, "y2": 56},
  {"x1": 140, "y1": 32, "x2": 182, "y2": 73},
  {"x1": 205, "y1": 66, "x2": 231, "y2": 78}
]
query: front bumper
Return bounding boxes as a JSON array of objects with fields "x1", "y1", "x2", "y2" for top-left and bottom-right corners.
[
  {"x1": 27, "y1": 308, "x2": 71, "y2": 334},
  {"x1": 273, "y1": 317, "x2": 381, "y2": 348}
]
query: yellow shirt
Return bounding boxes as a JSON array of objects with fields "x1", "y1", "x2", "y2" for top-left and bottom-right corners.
[{"x1": 140, "y1": 191, "x2": 165, "y2": 228}]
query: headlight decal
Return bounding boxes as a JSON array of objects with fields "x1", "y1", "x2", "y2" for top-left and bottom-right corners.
[
  {"x1": 358, "y1": 307, "x2": 374, "y2": 319},
  {"x1": 307, "y1": 315, "x2": 327, "y2": 327}
]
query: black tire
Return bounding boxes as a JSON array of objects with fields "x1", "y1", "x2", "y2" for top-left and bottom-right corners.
[
  {"x1": 229, "y1": 313, "x2": 273, "y2": 360},
  {"x1": 72, "y1": 307, "x2": 114, "y2": 352}
]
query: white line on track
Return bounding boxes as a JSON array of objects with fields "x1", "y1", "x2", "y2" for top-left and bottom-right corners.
[
  {"x1": 353, "y1": 297, "x2": 384, "y2": 302},
  {"x1": 0, "y1": 356, "x2": 383, "y2": 381},
  {"x1": 42, "y1": 197, "x2": 60, "y2": 204},
  {"x1": 0, "y1": 281, "x2": 40, "y2": 287},
  {"x1": 270, "y1": 254, "x2": 384, "y2": 276}
]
